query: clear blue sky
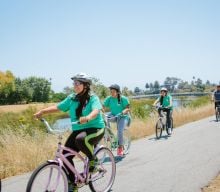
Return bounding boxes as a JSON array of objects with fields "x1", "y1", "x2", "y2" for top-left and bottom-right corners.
[{"x1": 0, "y1": 0, "x2": 219, "y2": 92}]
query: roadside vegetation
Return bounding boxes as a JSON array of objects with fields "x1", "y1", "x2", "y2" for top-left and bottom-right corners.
[{"x1": 0, "y1": 97, "x2": 214, "y2": 179}]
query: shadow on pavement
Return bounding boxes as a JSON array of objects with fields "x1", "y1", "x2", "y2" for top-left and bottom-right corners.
[{"x1": 148, "y1": 135, "x2": 171, "y2": 141}]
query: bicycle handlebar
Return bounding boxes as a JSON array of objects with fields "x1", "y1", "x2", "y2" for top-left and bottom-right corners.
[
  {"x1": 40, "y1": 118, "x2": 79, "y2": 134},
  {"x1": 153, "y1": 105, "x2": 170, "y2": 110},
  {"x1": 104, "y1": 113, "x2": 123, "y2": 120}
]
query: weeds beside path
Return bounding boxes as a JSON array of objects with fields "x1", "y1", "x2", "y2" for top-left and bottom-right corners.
[{"x1": 202, "y1": 173, "x2": 220, "y2": 192}]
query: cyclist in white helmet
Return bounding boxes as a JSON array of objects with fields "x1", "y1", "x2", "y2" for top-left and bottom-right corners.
[
  {"x1": 153, "y1": 87, "x2": 173, "y2": 135},
  {"x1": 34, "y1": 73, "x2": 105, "y2": 192}
]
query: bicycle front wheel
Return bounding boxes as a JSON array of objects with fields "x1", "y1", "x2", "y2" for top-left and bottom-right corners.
[
  {"x1": 26, "y1": 161, "x2": 68, "y2": 192},
  {"x1": 89, "y1": 147, "x2": 116, "y2": 192},
  {"x1": 156, "y1": 119, "x2": 163, "y2": 139}
]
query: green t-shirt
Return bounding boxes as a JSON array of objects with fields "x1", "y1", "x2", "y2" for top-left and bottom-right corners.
[
  {"x1": 57, "y1": 94, "x2": 105, "y2": 131},
  {"x1": 103, "y1": 95, "x2": 130, "y2": 116},
  {"x1": 158, "y1": 94, "x2": 173, "y2": 110}
]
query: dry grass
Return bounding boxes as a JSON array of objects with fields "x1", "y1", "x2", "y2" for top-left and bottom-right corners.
[
  {"x1": 202, "y1": 173, "x2": 220, "y2": 192},
  {"x1": 0, "y1": 103, "x2": 216, "y2": 181},
  {"x1": 0, "y1": 103, "x2": 55, "y2": 113},
  {"x1": 0, "y1": 129, "x2": 58, "y2": 179},
  {"x1": 129, "y1": 103, "x2": 214, "y2": 139}
]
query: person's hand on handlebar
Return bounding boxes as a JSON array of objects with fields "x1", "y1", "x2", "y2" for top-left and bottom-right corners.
[
  {"x1": 34, "y1": 111, "x2": 43, "y2": 119},
  {"x1": 79, "y1": 116, "x2": 89, "y2": 124}
]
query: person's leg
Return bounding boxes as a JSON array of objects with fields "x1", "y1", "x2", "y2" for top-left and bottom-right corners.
[
  {"x1": 166, "y1": 109, "x2": 171, "y2": 128},
  {"x1": 117, "y1": 117, "x2": 129, "y2": 146},
  {"x1": 63, "y1": 131, "x2": 80, "y2": 183},
  {"x1": 75, "y1": 129, "x2": 104, "y2": 159},
  {"x1": 158, "y1": 108, "x2": 162, "y2": 117},
  {"x1": 75, "y1": 128, "x2": 104, "y2": 172}
]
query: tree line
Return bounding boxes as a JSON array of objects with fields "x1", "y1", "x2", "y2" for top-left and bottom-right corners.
[
  {"x1": 134, "y1": 77, "x2": 218, "y2": 95},
  {"x1": 0, "y1": 70, "x2": 218, "y2": 105}
]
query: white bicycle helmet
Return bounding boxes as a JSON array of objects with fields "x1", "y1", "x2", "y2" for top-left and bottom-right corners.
[
  {"x1": 71, "y1": 73, "x2": 92, "y2": 85},
  {"x1": 160, "y1": 87, "x2": 168, "y2": 92}
]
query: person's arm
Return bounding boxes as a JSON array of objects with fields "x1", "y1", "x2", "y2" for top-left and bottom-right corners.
[
  {"x1": 87, "y1": 109, "x2": 99, "y2": 120},
  {"x1": 122, "y1": 105, "x2": 130, "y2": 114},
  {"x1": 212, "y1": 92, "x2": 215, "y2": 102},
  {"x1": 153, "y1": 98, "x2": 160, "y2": 106},
  {"x1": 79, "y1": 95, "x2": 102, "y2": 124},
  {"x1": 34, "y1": 105, "x2": 60, "y2": 118},
  {"x1": 168, "y1": 97, "x2": 173, "y2": 108}
]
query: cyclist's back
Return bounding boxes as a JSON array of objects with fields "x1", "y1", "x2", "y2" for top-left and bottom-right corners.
[{"x1": 212, "y1": 85, "x2": 220, "y2": 109}]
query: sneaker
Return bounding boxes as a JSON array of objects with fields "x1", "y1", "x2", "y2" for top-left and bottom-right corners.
[
  {"x1": 68, "y1": 182, "x2": 78, "y2": 192},
  {"x1": 89, "y1": 157, "x2": 98, "y2": 173},
  {"x1": 117, "y1": 146, "x2": 124, "y2": 156},
  {"x1": 168, "y1": 128, "x2": 172, "y2": 135}
]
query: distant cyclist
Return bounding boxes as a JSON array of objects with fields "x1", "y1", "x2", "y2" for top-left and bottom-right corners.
[
  {"x1": 212, "y1": 85, "x2": 220, "y2": 112},
  {"x1": 153, "y1": 87, "x2": 173, "y2": 135},
  {"x1": 103, "y1": 84, "x2": 131, "y2": 156},
  {"x1": 34, "y1": 73, "x2": 105, "y2": 192}
]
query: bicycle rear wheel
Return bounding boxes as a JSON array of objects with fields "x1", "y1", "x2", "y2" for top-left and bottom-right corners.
[
  {"x1": 156, "y1": 119, "x2": 163, "y2": 139},
  {"x1": 26, "y1": 161, "x2": 68, "y2": 192},
  {"x1": 89, "y1": 147, "x2": 116, "y2": 192},
  {"x1": 123, "y1": 129, "x2": 131, "y2": 155}
]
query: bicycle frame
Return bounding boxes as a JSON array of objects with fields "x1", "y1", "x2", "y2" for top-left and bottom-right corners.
[
  {"x1": 158, "y1": 111, "x2": 167, "y2": 128},
  {"x1": 51, "y1": 143, "x2": 88, "y2": 184},
  {"x1": 104, "y1": 114, "x2": 121, "y2": 146},
  {"x1": 103, "y1": 114, "x2": 131, "y2": 155},
  {"x1": 42, "y1": 118, "x2": 93, "y2": 186}
]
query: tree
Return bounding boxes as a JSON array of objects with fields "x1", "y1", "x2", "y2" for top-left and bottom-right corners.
[
  {"x1": 121, "y1": 86, "x2": 132, "y2": 96},
  {"x1": 22, "y1": 77, "x2": 51, "y2": 102},
  {"x1": 164, "y1": 77, "x2": 180, "y2": 92},
  {"x1": 145, "y1": 83, "x2": 149, "y2": 89},
  {"x1": 195, "y1": 78, "x2": 205, "y2": 92},
  {"x1": 63, "y1": 86, "x2": 72, "y2": 95},
  {"x1": 0, "y1": 70, "x2": 15, "y2": 104},
  {"x1": 91, "y1": 77, "x2": 109, "y2": 99},
  {"x1": 134, "y1": 87, "x2": 141, "y2": 95}
]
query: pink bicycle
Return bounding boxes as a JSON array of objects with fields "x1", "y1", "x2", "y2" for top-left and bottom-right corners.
[{"x1": 26, "y1": 118, "x2": 116, "y2": 192}]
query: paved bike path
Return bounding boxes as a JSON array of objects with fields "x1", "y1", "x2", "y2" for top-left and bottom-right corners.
[{"x1": 2, "y1": 116, "x2": 220, "y2": 192}]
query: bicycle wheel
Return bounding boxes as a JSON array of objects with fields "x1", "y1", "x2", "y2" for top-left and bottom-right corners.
[
  {"x1": 89, "y1": 147, "x2": 116, "y2": 192},
  {"x1": 156, "y1": 119, "x2": 163, "y2": 139},
  {"x1": 26, "y1": 161, "x2": 68, "y2": 192},
  {"x1": 123, "y1": 129, "x2": 131, "y2": 155}
]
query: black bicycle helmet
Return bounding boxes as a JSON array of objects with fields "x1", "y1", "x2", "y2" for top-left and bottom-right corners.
[
  {"x1": 109, "y1": 84, "x2": 120, "y2": 92},
  {"x1": 71, "y1": 73, "x2": 92, "y2": 85}
]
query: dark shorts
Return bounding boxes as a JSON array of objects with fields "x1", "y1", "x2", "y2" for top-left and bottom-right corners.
[{"x1": 215, "y1": 101, "x2": 220, "y2": 109}]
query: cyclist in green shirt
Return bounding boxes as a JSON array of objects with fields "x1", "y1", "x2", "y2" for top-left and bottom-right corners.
[
  {"x1": 153, "y1": 87, "x2": 173, "y2": 135},
  {"x1": 34, "y1": 73, "x2": 105, "y2": 192},
  {"x1": 103, "y1": 84, "x2": 131, "y2": 156}
]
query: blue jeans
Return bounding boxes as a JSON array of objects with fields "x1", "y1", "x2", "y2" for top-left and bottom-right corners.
[{"x1": 106, "y1": 113, "x2": 129, "y2": 146}]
